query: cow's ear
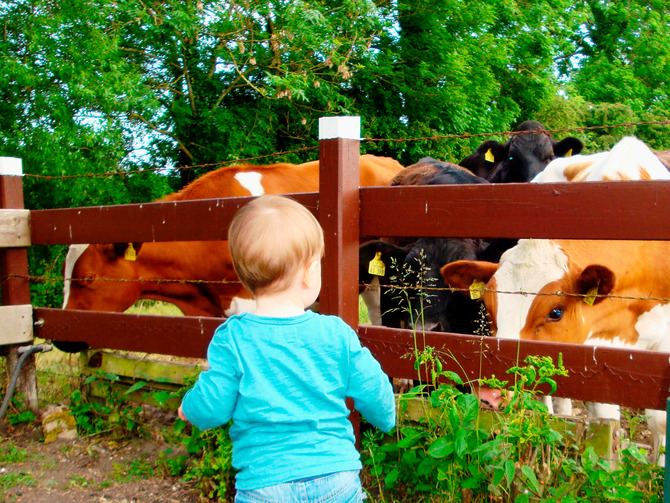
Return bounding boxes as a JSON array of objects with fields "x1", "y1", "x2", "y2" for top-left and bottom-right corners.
[
  {"x1": 109, "y1": 242, "x2": 143, "y2": 261},
  {"x1": 554, "y1": 137, "x2": 584, "y2": 157},
  {"x1": 484, "y1": 141, "x2": 507, "y2": 163},
  {"x1": 577, "y1": 265, "x2": 615, "y2": 306},
  {"x1": 359, "y1": 240, "x2": 410, "y2": 279},
  {"x1": 440, "y1": 260, "x2": 499, "y2": 296}
]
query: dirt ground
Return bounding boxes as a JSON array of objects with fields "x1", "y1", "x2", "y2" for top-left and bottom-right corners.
[
  {"x1": 0, "y1": 400, "x2": 657, "y2": 503},
  {"x1": 1, "y1": 421, "x2": 204, "y2": 503}
]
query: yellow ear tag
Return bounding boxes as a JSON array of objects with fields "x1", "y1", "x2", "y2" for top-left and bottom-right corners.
[
  {"x1": 368, "y1": 252, "x2": 386, "y2": 277},
  {"x1": 583, "y1": 286, "x2": 598, "y2": 306},
  {"x1": 485, "y1": 148, "x2": 495, "y2": 163},
  {"x1": 565, "y1": 148, "x2": 573, "y2": 158},
  {"x1": 124, "y1": 243, "x2": 137, "y2": 261},
  {"x1": 469, "y1": 279, "x2": 486, "y2": 300}
]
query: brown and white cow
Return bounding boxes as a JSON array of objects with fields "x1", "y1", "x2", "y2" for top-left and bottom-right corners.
[
  {"x1": 62, "y1": 154, "x2": 404, "y2": 320},
  {"x1": 441, "y1": 136, "x2": 670, "y2": 464}
]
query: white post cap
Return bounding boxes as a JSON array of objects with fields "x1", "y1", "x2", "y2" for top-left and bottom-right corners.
[
  {"x1": 0, "y1": 157, "x2": 23, "y2": 176},
  {"x1": 319, "y1": 116, "x2": 361, "y2": 140}
]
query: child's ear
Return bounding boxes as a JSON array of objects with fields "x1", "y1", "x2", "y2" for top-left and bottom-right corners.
[{"x1": 303, "y1": 258, "x2": 320, "y2": 286}]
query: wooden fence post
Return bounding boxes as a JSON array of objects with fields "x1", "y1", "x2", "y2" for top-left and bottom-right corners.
[
  {"x1": 317, "y1": 116, "x2": 360, "y2": 328},
  {"x1": 318, "y1": 116, "x2": 361, "y2": 441},
  {"x1": 0, "y1": 157, "x2": 38, "y2": 414}
]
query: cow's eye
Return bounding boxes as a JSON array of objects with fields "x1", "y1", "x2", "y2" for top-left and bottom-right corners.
[
  {"x1": 547, "y1": 307, "x2": 563, "y2": 321},
  {"x1": 78, "y1": 274, "x2": 95, "y2": 284}
]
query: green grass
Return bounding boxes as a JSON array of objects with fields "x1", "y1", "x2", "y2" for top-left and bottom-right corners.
[{"x1": 124, "y1": 300, "x2": 184, "y2": 316}]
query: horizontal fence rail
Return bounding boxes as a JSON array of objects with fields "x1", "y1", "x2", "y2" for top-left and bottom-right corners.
[
  {"x1": 31, "y1": 193, "x2": 319, "y2": 245},
  {"x1": 30, "y1": 181, "x2": 670, "y2": 245},
  {"x1": 33, "y1": 307, "x2": 670, "y2": 411},
  {"x1": 360, "y1": 181, "x2": 670, "y2": 239}
]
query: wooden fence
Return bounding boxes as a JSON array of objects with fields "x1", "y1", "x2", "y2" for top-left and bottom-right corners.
[{"x1": 2, "y1": 116, "x2": 670, "y2": 470}]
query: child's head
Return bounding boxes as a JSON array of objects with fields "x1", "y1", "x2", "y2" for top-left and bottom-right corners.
[{"x1": 228, "y1": 195, "x2": 324, "y2": 296}]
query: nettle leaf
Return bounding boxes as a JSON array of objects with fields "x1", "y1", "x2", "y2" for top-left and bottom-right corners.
[
  {"x1": 458, "y1": 393, "x2": 480, "y2": 423},
  {"x1": 384, "y1": 468, "x2": 400, "y2": 488},
  {"x1": 454, "y1": 428, "x2": 468, "y2": 457},
  {"x1": 505, "y1": 460, "x2": 516, "y2": 486},
  {"x1": 416, "y1": 456, "x2": 434, "y2": 475},
  {"x1": 124, "y1": 381, "x2": 147, "y2": 395},
  {"x1": 520, "y1": 465, "x2": 540, "y2": 494},
  {"x1": 427, "y1": 437, "x2": 454, "y2": 458}
]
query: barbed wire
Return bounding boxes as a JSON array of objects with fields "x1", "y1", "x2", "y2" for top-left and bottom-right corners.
[
  {"x1": 21, "y1": 119, "x2": 670, "y2": 181},
  {"x1": 10, "y1": 272, "x2": 670, "y2": 305},
  {"x1": 363, "y1": 119, "x2": 670, "y2": 143},
  {"x1": 23, "y1": 145, "x2": 319, "y2": 180},
  {"x1": 359, "y1": 281, "x2": 670, "y2": 304}
]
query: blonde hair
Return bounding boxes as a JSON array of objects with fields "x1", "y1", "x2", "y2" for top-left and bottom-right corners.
[{"x1": 228, "y1": 195, "x2": 324, "y2": 295}]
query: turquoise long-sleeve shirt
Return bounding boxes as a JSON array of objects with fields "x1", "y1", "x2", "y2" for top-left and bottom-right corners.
[{"x1": 180, "y1": 311, "x2": 396, "y2": 490}]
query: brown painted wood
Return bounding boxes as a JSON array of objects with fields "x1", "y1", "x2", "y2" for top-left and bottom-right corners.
[
  {"x1": 359, "y1": 325, "x2": 670, "y2": 411},
  {"x1": 30, "y1": 193, "x2": 319, "y2": 245},
  {"x1": 30, "y1": 181, "x2": 670, "y2": 245},
  {"x1": 318, "y1": 138, "x2": 360, "y2": 329},
  {"x1": 360, "y1": 181, "x2": 670, "y2": 239},
  {"x1": 1, "y1": 176, "x2": 31, "y2": 304},
  {"x1": 0, "y1": 174, "x2": 37, "y2": 412},
  {"x1": 34, "y1": 308, "x2": 219, "y2": 359},
  {"x1": 34, "y1": 305, "x2": 670, "y2": 411}
]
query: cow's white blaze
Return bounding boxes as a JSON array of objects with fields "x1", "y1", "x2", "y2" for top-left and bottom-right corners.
[
  {"x1": 494, "y1": 239, "x2": 568, "y2": 339},
  {"x1": 234, "y1": 172, "x2": 264, "y2": 196},
  {"x1": 62, "y1": 244, "x2": 89, "y2": 308}
]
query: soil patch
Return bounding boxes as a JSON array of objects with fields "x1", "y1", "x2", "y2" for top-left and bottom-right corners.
[{"x1": 1, "y1": 422, "x2": 203, "y2": 503}]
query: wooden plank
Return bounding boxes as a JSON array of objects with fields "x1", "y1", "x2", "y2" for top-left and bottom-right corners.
[
  {"x1": 82, "y1": 350, "x2": 205, "y2": 385},
  {"x1": 34, "y1": 308, "x2": 219, "y2": 359},
  {"x1": 30, "y1": 193, "x2": 319, "y2": 245},
  {"x1": 0, "y1": 305, "x2": 33, "y2": 345},
  {"x1": 359, "y1": 325, "x2": 670, "y2": 411},
  {"x1": 359, "y1": 181, "x2": 670, "y2": 240},
  {"x1": 35, "y1": 306, "x2": 670, "y2": 411},
  {"x1": 0, "y1": 209, "x2": 30, "y2": 247},
  {"x1": 29, "y1": 181, "x2": 670, "y2": 245}
]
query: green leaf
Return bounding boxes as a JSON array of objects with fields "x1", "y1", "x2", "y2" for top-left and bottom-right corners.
[
  {"x1": 384, "y1": 468, "x2": 399, "y2": 489},
  {"x1": 124, "y1": 381, "x2": 147, "y2": 395},
  {"x1": 427, "y1": 437, "x2": 454, "y2": 458},
  {"x1": 520, "y1": 465, "x2": 540, "y2": 494},
  {"x1": 454, "y1": 428, "x2": 468, "y2": 457},
  {"x1": 505, "y1": 460, "x2": 516, "y2": 486}
]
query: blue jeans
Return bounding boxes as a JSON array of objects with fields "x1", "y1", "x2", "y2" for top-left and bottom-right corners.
[{"x1": 234, "y1": 470, "x2": 365, "y2": 503}]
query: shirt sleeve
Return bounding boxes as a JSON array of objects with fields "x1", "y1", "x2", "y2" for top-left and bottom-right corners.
[
  {"x1": 180, "y1": 324, "x2": 241, "y2": 430},
  {"x1": 345, "y1": 326, "x2": 396, "y2": 432}
]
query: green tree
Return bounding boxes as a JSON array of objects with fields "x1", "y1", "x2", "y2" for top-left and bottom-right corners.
[{"x1": 569, "y1": 0, "x2": 670, "y2": 150}]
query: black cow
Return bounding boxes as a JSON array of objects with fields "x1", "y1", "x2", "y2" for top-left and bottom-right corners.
[
  {"x1": 460, "y1": 121, "x2": 584, "y2": 183},
  {"x1": 360, "y1": 157, "x2": 487, "y2": 333}
]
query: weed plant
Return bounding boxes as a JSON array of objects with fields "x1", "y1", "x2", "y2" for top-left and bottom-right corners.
[{"x1": 360, "y1": 352, "x2": 663, "y2": 502}]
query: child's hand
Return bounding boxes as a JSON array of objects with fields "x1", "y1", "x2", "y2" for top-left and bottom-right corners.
[{"x1": 177, "y1": 404, "x2": 188, "y2": 422}]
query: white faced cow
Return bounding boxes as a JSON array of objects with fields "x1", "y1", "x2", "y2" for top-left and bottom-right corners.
[{"x1": 442, "y1": 136, "x2": 670, "y2": 464}]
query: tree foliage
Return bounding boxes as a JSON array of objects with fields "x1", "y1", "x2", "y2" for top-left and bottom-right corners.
[{"x1": 1, "y1": 0, "x2": 670, "y2": 306}]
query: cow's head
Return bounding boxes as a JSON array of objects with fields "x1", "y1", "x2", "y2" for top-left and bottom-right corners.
[
  {"x1": 360, "y1": 238, "x2": 481, "y2": 333},
  {"x1": 441, "y1": 239, "x2": 616, "y2": 344},
  {"x1": 63, "y1": 242, "x2": 143, "y2": 312},
  {"x1": 461, "y1": 121, "x2": 584, "y2": 183}
]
